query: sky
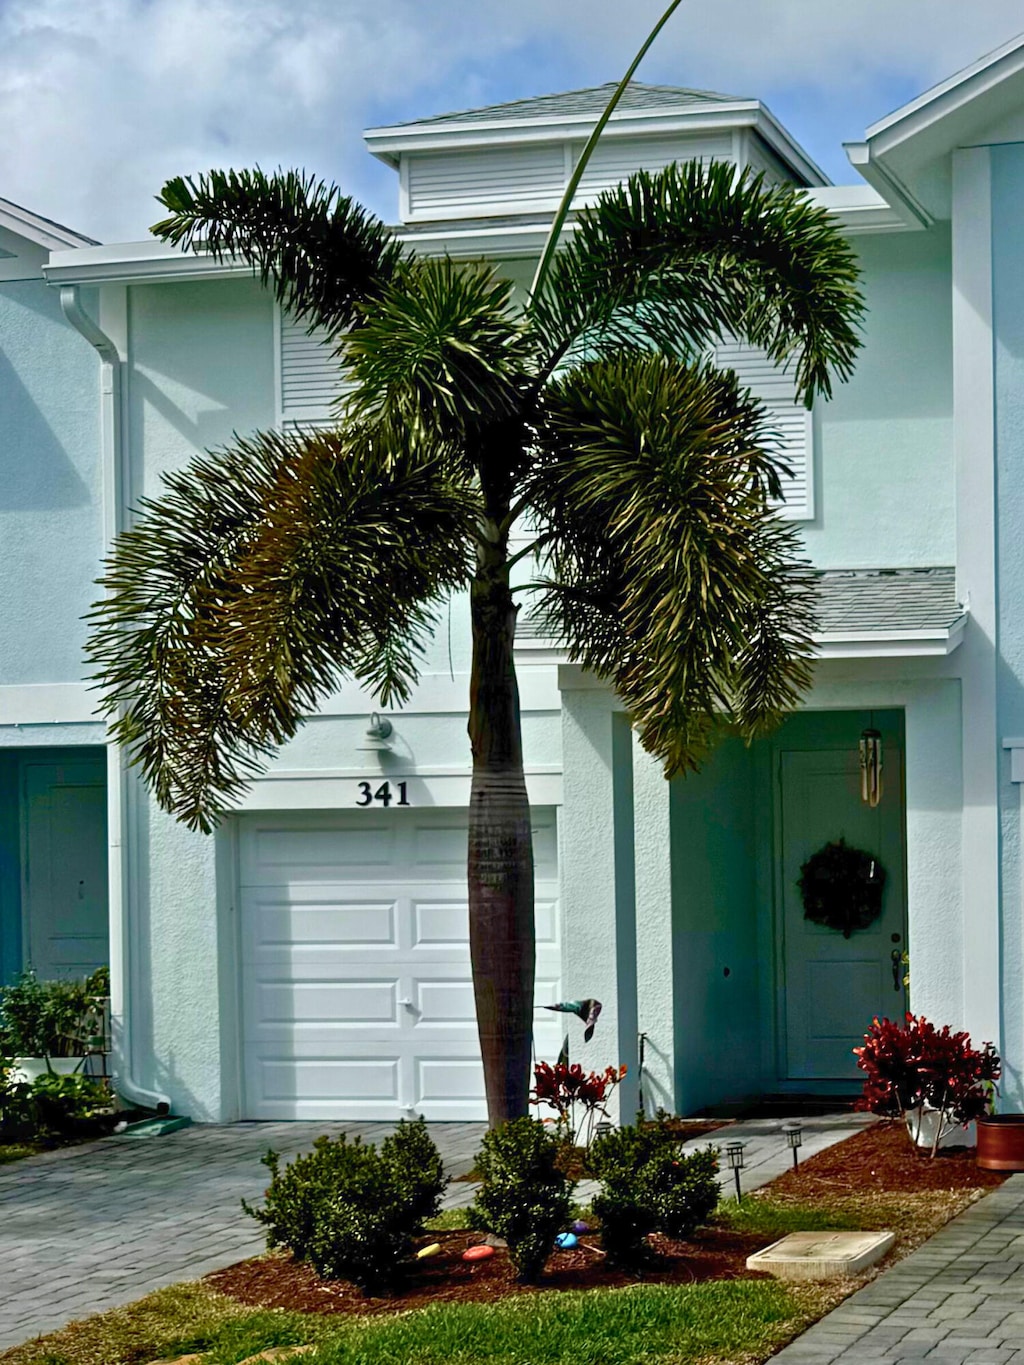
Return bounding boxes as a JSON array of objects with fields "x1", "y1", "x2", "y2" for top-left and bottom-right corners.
[{"x1": 1, "y1": 1, "x2": 1023, "y2": 244}]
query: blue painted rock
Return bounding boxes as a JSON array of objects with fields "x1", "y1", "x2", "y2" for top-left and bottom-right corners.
[
  {"x1": 572, "y1": 1220, "x2": 590, "y2": 1235},
  {"x1": 416, "y1": 1242, "x2": 441, "y2": 1260},
  {"x1": 462, "y1": 1244, "x2": 495, "y2": 1262},
  {"x1": 554, "y1": 1232, "x2": 578, "y2": 1250}
]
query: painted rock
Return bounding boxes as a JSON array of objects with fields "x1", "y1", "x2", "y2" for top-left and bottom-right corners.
[
  {"x1": 572, "y1": 1220, "x2": 590, "y2": 1235},
  {"x1": 554, "y1": 1232, "x2": 578, "y2": 1250},
  {"x1": 462, "y1": 1244, "x2": 495, "y2": 1262},
  {"x1": 416, "y1": 1242, "x2": 441, "y2": 1260}
]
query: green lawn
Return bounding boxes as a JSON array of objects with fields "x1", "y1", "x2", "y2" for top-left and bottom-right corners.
[{"x1": 0, "y1": 1278, "x2": 834, "y2": 1365}]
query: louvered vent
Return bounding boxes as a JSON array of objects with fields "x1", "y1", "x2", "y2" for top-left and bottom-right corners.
[
  {"x1": 279, "y1": 311, "x2": 349, "y2": 426},
  {"x1": 574, "y1": 134, "x2": 732, "y2": 200},
  {"x1": 715, "y1": 339, "x2": 814, "y2": 520},
  {"x1": 406, "y1": 145, "x2": 567, "y2": 220}
]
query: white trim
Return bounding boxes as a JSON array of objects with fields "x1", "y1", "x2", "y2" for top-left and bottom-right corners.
[
  {"x1": 0, "y1": 198, "x2": 95, "y2": 251},
  {"x1": 0, "y1": 684, "x2": 98, "y2": 725},
  {"x1": 233, "y1": 768, "x2": 562, "y2": 811},
  {"x1": 46, "y1": 240, "x2": 247, "y2": 286},
  {"x1": 272, "y1": 298, "x2": 284, "y2": 428},
  {"x1": 522, "y1": 619, "x2": 968, "y2": 669},
  {"x1": 952, "y1": 145, "x2": 1001, "y2": 1050},
  {"x1": 866, "y1": 32, "x2": 1024, "y2": 145},
  {"x1": 1002, "y1": 738, "x2": 1024, "y2": 784}
]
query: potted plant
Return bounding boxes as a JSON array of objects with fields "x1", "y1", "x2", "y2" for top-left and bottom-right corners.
[
  {"x1": 0, "y1": 968, "x2": 109, "y2": 1083},
  {"x1": 854, "y1": 1013, "x2": 1000, "y2": 1157}
]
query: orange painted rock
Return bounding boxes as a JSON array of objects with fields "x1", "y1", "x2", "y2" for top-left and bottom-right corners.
[
  {"x1": 416, "y1": 1242, "x2": 441, "y2": 1259},
  {"x1": 461, "y1": 1243, "x2": 495, "y2": 1262}
]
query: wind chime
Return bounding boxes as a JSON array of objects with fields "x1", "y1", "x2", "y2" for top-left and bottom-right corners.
[{"x1": 859, "y1": 727, "x2": 883, "y2": 807}]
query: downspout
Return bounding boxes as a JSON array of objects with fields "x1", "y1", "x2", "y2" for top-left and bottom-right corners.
[{"x1": 58, "y1": 285, "x2": 171, "y2": 1115}]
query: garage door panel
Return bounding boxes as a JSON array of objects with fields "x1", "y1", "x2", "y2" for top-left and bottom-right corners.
[
  {"x1": 243, "y1": 896, "x2": 399, "y2": 953},
  {"x1": 242, "y1": 825, "x2": 398, "y2": 881},
  {"x1": 239, "y1": 808, "x2": 561, "y2": 1120},
  {"x1": 415, "y1": 1056, "x2": 484, "y2": 1106},
  {"x1": 252, "y1": 979, "x2": 400, "y2": 1028}
]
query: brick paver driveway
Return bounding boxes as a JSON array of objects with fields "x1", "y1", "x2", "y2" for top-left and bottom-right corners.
[{"x1": 0, "y1": 1121, "x2": 484, "y2": 1350}]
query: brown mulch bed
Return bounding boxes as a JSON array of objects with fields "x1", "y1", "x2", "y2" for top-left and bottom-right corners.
[
  {"x1": 205, "y1": 1224, "x2": 768, "y2": 1318},
  {"x1": 771, "y1": 1120, "x2": 1007, "y2": 1199},
  {"x1": 206, "y1": 1120, "x2": 1007, "y2": 1319}
]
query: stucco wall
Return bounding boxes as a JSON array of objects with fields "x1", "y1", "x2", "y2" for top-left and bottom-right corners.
[
  {"x1": 802, "y1": 228, "x2": 954, "y2": 570},
  {"x1": 0, "y1": 279, "x2": 101, "y2": 685},
  {"x1": 992, "y1": 142, "x2": 1024, "y2": 1107}
]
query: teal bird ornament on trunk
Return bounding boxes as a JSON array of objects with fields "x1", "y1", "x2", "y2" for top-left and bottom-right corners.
[{"x1": 543, "y1": 998, "x2": 602, "y2": 1042}]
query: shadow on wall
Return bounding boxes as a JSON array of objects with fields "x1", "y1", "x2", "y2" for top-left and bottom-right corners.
[{"x1": 0, "y1": 349, "x2": 92, "y2": 511}]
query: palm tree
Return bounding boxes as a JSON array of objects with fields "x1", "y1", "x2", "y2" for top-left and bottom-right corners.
[{"x1": 88, "y1": 142, "x2": 863, "y2": 1124}]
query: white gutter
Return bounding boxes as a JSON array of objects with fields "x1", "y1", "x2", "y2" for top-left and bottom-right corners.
[{"x1": 58, "y1": 285, "x2": 172, "y2": 1117}]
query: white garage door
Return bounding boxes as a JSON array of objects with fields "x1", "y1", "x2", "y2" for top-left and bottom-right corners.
[{"x1": 239, "y1": 808, "x2": 562, "y2": 1120}]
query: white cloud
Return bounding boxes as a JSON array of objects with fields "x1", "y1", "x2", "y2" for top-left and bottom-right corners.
[{"x1": 0, "y1": 0, "x2": 1020, "y2": 241}]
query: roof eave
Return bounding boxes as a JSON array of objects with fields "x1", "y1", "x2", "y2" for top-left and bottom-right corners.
[
  {"x1": 366, "y1": 101, "x2": 829, "y2": 187},
  {"x1": 0, "y1": 198, "x2": 97, "y2": 251}
]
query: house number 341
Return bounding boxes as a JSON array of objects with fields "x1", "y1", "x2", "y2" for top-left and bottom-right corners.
[{"x1": 355, "y1": 780, "x2": 411, "y2": 807}]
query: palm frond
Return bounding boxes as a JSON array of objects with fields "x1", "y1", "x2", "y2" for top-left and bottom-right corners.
[
  {"x1": 527, "y1": 352, "x2": 818, "y2": 775},
  {"x1": 152, "y1": 168, "x2": 405, "y2": 336},
  {"x1": 344, "y1": 257, "x2": 533, "y2": 465},
  {"x1": 528, "y1": 160, "x2": 864, "y2": 402},
  {"x1": 89, "y1": 426, "x2": 478, "y2": 831}
]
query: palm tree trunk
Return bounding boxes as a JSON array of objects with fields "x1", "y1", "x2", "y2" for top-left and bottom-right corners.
[{"x1": 468, "y1": 534, "x2": 535, "y2": 1126}]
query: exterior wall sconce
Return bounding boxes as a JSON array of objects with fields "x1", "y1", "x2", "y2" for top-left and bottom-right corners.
[
  {"x1": 782, "y1": 1121, "x2": 803, "y2": 1170},
  {"x1": 724, "y1": 1140, "x2": 746, "y2": 1201},
  {"x1": 357, "y1": 712, "x2": 394, "y2": 753},
  {"x1": 859, "y1": 728, "x2": 883, "y2": 807}
]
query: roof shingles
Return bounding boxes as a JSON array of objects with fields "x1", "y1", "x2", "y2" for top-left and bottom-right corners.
[{"x1": 376, "y1": 82, "x2": 751, "y2": 131}]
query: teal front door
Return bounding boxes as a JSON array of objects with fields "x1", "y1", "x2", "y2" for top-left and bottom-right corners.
[
  {"x1": 22, "y1": 758, "x2": 109, "y2": 980},
  {"x1": 777, "y1": 747, "x2": 907, "y2": 1081}
]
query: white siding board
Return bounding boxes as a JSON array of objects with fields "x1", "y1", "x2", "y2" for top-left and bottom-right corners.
[
  {"x1": 573, "y1": 133, "x2": 733, "y2": 200},
  {"x1": 407, "y1": 145, "x2": 566, "y2": 220},
  {"x1": 715, "y1": 339, "x2": 814, "y2": 520},
  {"x1": 279, "y1": 309, "x2": 349, "y2": 425}
]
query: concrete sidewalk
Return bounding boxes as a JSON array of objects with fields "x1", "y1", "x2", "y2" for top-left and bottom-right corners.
[{"x1": 772, "y1": 1173, "x2": 1024, "y2": 1364}]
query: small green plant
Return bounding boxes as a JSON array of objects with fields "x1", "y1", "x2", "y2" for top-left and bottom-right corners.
[
  {"x1": 0, "y1": 967, "x2": 109, "y2": 1058},
  {"x1": 242, "y1": 1118, "x2": 447, "y2": 1294},
  {"x1": 589, "y1": 1123, "x2": 719, "y2": 1267},
  {"x1": 468, "y1": 1117, "x2": 575, "y2": 1282},
  {"x1": 32, "y1": 1072, "x2": 111, "y2": 1134}
]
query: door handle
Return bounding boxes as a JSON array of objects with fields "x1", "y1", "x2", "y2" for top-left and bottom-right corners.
[{"x1": 891, "y1": 950, "x2": 903, "y2": 992}]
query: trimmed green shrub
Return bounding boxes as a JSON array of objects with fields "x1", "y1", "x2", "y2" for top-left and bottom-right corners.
[
  {"x1": 31, "y1": 1072, "x2": 111, "y2": 1133},
  {"x1": 590, "y1": 1123, "x2": 719, "y2": 1266},
  {"x1": 468, "y1": 1117, "x2": 575, "y2": 1282},
  {"x1": 242, "y1": 1118, "x2": 447, "y2": 1294}
]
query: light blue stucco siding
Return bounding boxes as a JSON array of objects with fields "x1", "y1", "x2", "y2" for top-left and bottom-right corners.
[
  {"x1": 802, "y1": 229, "x2": 954, "y2": 570},
  {"x1": 0, "y1": 279, "x2": 101, "y2": 685},
  {"x1": 992, "y1": 142, "x2": 1024, "y2": 1108},
  {"x1": 124, "y1": 276, "x2": 276, "y2": 1120}
]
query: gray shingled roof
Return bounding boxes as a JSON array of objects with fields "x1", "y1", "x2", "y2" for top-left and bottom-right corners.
[
  {"x1": 517, "y1": 567, "x2": 964, "y2": 643},
  {"x1": 814, "y1": 567, "x2": 963, "y2": 635},
  {"x1": 377, "y1": 82, "x2": 751, "y2": 131}
]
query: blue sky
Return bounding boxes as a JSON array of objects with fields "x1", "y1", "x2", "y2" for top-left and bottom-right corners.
[{"x1": 0, "y1": 1, "x2": 1021, "y2": 242}]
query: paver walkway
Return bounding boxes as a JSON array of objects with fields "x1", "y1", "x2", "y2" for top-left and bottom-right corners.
[
  {"x1": 0, "y1": 1112, "x2": 870, "y2": 1352},
  {"x1": 0, "y1": 1121, "x2": 482, "y2": 1350},
  {"x1": 772, "y1": 1173, "x2": 1024, "y2": 1364}
]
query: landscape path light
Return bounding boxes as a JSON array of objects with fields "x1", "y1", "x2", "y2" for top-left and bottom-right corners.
[
  {"x1": 782, "y1": 1121, "x2": 803, "y2": 1170},
  {"x1": 725, "y1": 1140, "x2": 746, "y2": 1202}
]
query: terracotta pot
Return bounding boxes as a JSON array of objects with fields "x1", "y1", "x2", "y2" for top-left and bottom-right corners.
[{"x1": 977, "y1": 1115, "x2": 1024, "y2": 1171}]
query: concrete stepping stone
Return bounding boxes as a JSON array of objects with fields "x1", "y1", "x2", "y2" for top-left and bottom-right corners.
[{"x1": 746, "y1": 1230, "x2": 895, "y2": 1280}]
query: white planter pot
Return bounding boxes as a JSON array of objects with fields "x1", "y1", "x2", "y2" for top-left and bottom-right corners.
[
  {"x1": 906, "y1": 1105, "x2": 976, "y2": 1150},
  {"x1": 11, "y1": 1057, "x2": 90, "y2": 1086}
]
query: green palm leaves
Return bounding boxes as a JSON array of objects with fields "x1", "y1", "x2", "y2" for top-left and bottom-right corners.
[{"x1": 90, "y1": 159, "x2": 863, "y2": 830}]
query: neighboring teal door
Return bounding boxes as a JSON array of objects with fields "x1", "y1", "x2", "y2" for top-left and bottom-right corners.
[
  {"x1": 22, "y1": 758, "x2": 109, "y2": 981},
  {"x1": 777, "y1": 747, "x2": 907, "y2": 1081}
]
